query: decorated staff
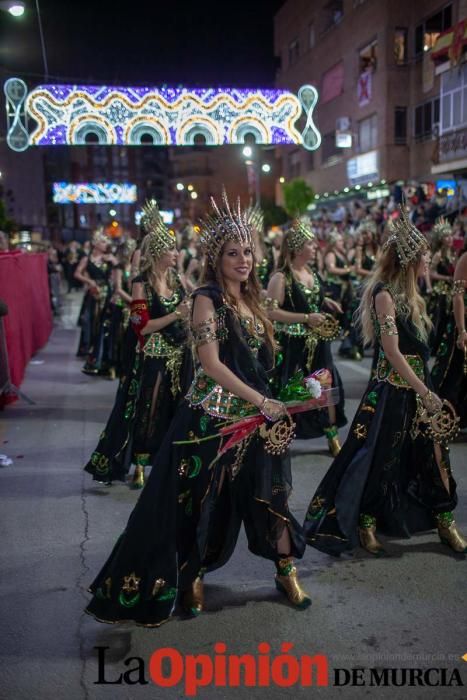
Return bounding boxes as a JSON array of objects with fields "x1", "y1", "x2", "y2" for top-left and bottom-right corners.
[
  {"x1": 266, "y1": 218, "x2": 347, "y2": 456},
  {"x1": 304, "y1": 204, "x2": 466, "y2": 557}
]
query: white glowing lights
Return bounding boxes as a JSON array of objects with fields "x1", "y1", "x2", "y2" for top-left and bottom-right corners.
[
  {"x1": 4, "y1": 78, "x2": 322, "y2": 152},
  {"x1": 242, "y1": 146, "x2": 253, "y2": 158},
  {"x1": 262, "y1": 163, "x2": 271, "y2": 173},
  {"x1": 176, "y1": 183, "x2": 184, "y2": 191},
  {"x1": 7, "y1": 3, "x2": 25, "y2": 17},
  {"x1": 52, "y1": 182, "x2": 137, "y2": 204}
]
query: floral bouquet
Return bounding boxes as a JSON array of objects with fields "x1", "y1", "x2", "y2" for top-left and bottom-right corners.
[{"x1": 217, "y1": 369, "x2": 338, "y2": 457}]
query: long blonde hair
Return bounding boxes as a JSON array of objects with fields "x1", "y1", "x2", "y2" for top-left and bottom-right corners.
[
  {"x1": 358, "y1": 246, "x2": 431, "y2": 345},
  {"x1": 139, "y1": 233, "x2": 175, "y2": 292}
]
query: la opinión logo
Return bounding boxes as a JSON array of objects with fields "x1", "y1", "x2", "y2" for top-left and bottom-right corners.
[
  {"x1": 94, "y1": 645, "x2": 464, "y2": 695},
  {"x1": 94, "y1": 643, "x2": 329, "y2": 695}
]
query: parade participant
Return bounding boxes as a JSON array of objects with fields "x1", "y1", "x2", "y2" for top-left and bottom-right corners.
[
  {"x1": 246, "y1": 203, "x2": 274, "y2": 288},
  {"x1": 106, "y1": 238, "x2": 137, "y2": 378},
  {"x1": 431, "y1": 247, "x2": 467, "y2": 430},
  {"x1": 266, "y1": 219, "x2": 346, "y2": 456},
  {"x1": 75, "y1": 229, "x2": 117, "y2": 376},
  {"x1": 324, "y1": 230, "x2": 360, "y2": 359},
  {"x1": 84, "y1": 202, "x2": 190, "y2": 488},
  {"x1": 85, "y1": 191, "x2": 312, "y2": 628},
  {"x1": 304, "y1": 205, "x2": 466, "y2": 556},
  {"x1": 177, "y1": 223, "x2": 201, "y2": 290},
  {"x1": 354, "y1": 220, "x2": 379, "y2": 279},
  {"x1": 427, "y1": 218, "x2": 455, "y2": 355}
]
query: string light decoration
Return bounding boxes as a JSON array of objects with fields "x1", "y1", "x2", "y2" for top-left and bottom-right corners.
[
  {"x1": 4, "y1": 78, "x2": 322, "y2": 152},
  {"x1": 52, "y1": 182, "x2": 137, "y2": 204}
]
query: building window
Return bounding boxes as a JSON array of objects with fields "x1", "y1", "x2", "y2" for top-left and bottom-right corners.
[
  {"x1": 359, "y1": 40, "x2": 377, "y2": 73},
  {"x1": 321, "y1": 0, "x2": 344, "y2": 34},
  {"x1": 288, "y1": 38, "x2": 300, "y2": 66},
  {"x1": 440, "y1": 63, "x2": 467, "y2": 133},
  {"x1": 414, "y1": 97, "x2": 440, "y2": 141},
  {"x1": 309, "y1": 22, "x2": 315, "y2": 49},
  {"x1": 394, "y1": 28, "x2": 408, "y2": 65},
  {"x1": 394, "y1": 107, "x2": 407, "y2": 144},
  {"x1": 321, "y1": 131, "x2": 341, "y2": 163},
  {"x1": 415, "y1": 4, "x2": 452, "y2": 56},
  {"x1": 321, "y1": 61, "x2": 344, "y2": 104},
  {"x1": 358, "y1": 114, "x2": 377, "y2": 153}
]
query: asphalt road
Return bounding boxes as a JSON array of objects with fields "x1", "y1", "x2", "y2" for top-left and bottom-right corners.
[{"x1": 1, "y1": 293, "x2": 465, "y2": 700}]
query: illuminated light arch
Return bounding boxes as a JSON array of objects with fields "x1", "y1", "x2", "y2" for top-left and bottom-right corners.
[
  {"x1": 228, "y1": 115, "x2": 271, "y2": 144},
  {"x1": 124, "y1": 116, "x2": 170, "y2": 145},
  {"x1": 4, "y1": 78, "x2": 322, "y2": 152},
  {"x1": 68, "y1": 116, "x2": 116, "y2": 145},
  {"x1": 177, "y1": 117, "x2": 223, "y2": 145}
]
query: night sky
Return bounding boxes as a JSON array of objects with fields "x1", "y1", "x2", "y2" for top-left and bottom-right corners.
[{"x1": 0, "y1": 0, "x2": 285, "y2": 87}]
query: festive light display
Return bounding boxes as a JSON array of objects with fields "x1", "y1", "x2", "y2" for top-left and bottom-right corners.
[
  {"x1": 52, "y1": 182, "x2": 137, "y2": 204},
  {"x1": 4, "y1": 78, "x2": 321, "y2": 152}
]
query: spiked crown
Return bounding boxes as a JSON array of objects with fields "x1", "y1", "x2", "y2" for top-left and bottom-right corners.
[
  {"x1": 199, "y1": 189, "x2": 253, "y2": 266},
  {"x1": 384, "y1": 204, "x2": 428, "y2": 267},
  {"x1": 246, "y1": 203, "x2": 265, "y2": 235},
  {"x1": 431, "y1": 216, "x2": 452, "y2": 244},
  {"x1": 287, "y1": 218, "x2": 315, "y2": 252},
  {"x1": 141, "y1": 199, "x2": 176, "y2": 259}
]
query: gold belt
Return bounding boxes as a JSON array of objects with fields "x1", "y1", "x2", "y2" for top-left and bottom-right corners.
[
  {"x1": 142, "y1": 332, "x2": 183, "y2": 396},
  {"x1": 376, "y1": 352, "x2": 424, "y2": 389}
]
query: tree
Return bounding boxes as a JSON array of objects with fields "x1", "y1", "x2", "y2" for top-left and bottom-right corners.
[
  {"x1": 261, "y1": 198, "x2": 288, "y2": 229},
  {"x1": 282, "y1": 178, "x2": 315, "y2": 218}
]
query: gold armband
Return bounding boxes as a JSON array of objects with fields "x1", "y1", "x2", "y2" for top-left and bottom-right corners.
[
  {"x1": 452, "y1": 279, "x2": 466, "y2": 296},
  {"x1": 264, "y1": 297, "x2": 279, "y2": 311},
  {"x1": 191, "y1": 320, "x2": 218, "y2": 347},
  {"x1": 378, "y1": 314, "x2": 398, "y2": 336}
]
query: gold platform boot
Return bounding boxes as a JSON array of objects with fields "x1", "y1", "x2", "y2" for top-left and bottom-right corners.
[
  {"x1": 131, "y1": 454, "x2": 149, "y2": 489},
  {"x1": 275, "y1": 557, "x2": 311, "y2": 609},
  {"x1": 324, "y1": 425, "x2": 341, "y2": 457},
  {"x1": 182, "y1": 575, "x2": 204, "y2": 616},
  {"x1": 358, "y1": 514, "x2": 385, "y2": 556},
  {"x1": 436, "y1": 512, "x2": 467, "y2": 554}
]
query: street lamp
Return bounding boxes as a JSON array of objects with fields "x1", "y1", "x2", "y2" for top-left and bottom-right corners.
[
  {"x1": 261, "y1": 163, "x2": 271, "y2": 173},
  {"x1": 0, "y1": 2, "x2": 49, "y2": 79},
  {"x1": 242, "y1": 145, "x2": 253, "y2": 158},
  {"x1": 0, "y1": 1, "x2": 25, "y2": 16}
]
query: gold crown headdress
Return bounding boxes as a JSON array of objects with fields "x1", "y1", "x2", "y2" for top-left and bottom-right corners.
[
  {"x1": 246, "y1": 203, "x2": 265, "y2": 235},
  {"x1": 431, "y1": 216, "x2": 452, "y2": 243},
  {"x1": 287, "y1": 218, "x2": 315, "y2": 252},
  {"x1": 357, "y1": 218, "x2": 377, "y2": 236},
  {"x1": 383, "y1": 204, "x2": 428, "y2": 267},
  {"x1": 141, "y1": 199, "x2": 176, "y2": 259},
  {"x1": 92, "y1": 226, "x2": 109, "y2": 247},
  {"x1": 200, "y1": 189, "x2": 253, "y2": 266}
]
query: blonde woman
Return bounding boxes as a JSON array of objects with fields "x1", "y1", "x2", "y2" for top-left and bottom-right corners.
[
  {"x1": 84, "y1": 201, "x2": 190, "y2": 488},
  {"x1": 304, "y1": 207, "x2": 466, "y2": 556}
]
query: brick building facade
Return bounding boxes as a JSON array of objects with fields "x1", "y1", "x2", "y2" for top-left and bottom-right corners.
[{"x1": 274, "y1": 0, "x2": 467, "y2": 204}]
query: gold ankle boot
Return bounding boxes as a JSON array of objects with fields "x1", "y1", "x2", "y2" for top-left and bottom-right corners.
[
  {"x1": 437, "y1": 513, "x2": 467, "y2": 554},
  {"x1": 358, "y1": 514, "x2": 385, "y2": 555},
  {"x1": 275, "y1": 558, "x2": 311, "y2": 609},
  {"x1": 131, "y1": 465, "x2": 145, "y2": 489},
  {"x1": 325, "y1": 426, "x2": 341, "y2": 457},
  {"x1": 182, "y1": 576, "x2": 204, "y2": 616}
]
